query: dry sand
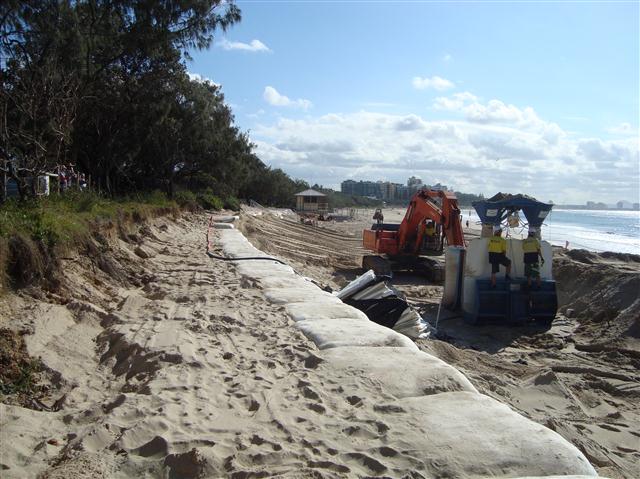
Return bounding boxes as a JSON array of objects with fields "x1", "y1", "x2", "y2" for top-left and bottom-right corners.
[
  {"x1": 239, "y1": 208, "x2": 640, "y2": 479},
  {"x1": 0, "y1": 209, "x2": 637, "y2": 478}
]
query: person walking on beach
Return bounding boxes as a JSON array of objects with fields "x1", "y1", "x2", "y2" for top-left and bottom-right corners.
[
  {"x1": 523, "y1": 227, "x2": 544, "y2": 288},
  {"x1": 488, "y1": 225, "x2": 511, "y2": 287},
  {"x1": 373, "y1": 209, "x2": 384, "y2": 225}
]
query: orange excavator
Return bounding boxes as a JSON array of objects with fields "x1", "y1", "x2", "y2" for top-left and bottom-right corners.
[{"x1": 362, "y1": 189, "x2": 465, "y2": 280}]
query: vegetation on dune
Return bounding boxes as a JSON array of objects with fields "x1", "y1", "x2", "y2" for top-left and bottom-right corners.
[
  {"x1": 0, "y1": 191, "x2": 172, "y2": 243},
  {"x1": 0, "y1": 189, "x2": 236, "y2": 290}
]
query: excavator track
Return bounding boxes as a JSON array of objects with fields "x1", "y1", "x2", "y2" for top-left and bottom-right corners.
[
  {"x1": 362, "y1": 255, "x2": 392, "y2": 277},
  {"x1": 362, "y1": 254, "x2": 446, "y2": 282}
]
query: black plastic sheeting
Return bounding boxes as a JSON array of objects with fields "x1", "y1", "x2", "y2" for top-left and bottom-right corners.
[
  {"x1": 337, "y1": 272, "x2": 418, "y2": 331},
  {"x1": 342, "y1": 297, "x2": 410, "y2": 329}
]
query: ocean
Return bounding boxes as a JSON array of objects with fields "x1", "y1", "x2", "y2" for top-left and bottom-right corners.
[{"x1": 462, "y1": 208, "x2": 640, "y2": 255}]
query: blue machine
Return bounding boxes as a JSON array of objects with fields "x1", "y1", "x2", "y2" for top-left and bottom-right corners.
[
  {"x1": 464, "y1": 194, "x2": 557, "y2": 325},
  {"x1": 465, "y1": 279, "x2": 558, "y2": 325},
  {"x1": 472, "y1": 193, "x2": 553, "y2": 228}
]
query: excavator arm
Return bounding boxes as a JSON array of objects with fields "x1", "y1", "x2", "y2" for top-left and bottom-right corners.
[{"x1": 397, "y1": 190, "x2": 465, "y2": 253}]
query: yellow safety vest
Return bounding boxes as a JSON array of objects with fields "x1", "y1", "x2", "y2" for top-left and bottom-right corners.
[
  {"x1": 523, "y1": 237, "x2": 540, "y2": 254},
  {"x1": 488, "y1": 236, "x2": 506, "y2": 254}
]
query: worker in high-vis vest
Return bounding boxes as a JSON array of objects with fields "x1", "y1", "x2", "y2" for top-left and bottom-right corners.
[
  {"x1": 523, "y1": 227, "x2": 545, "y2": 288},
  {"x1": 425, "y1": 221, "x2": 436, "y2": 237},
  {"x1": 488, "y1": 225, "x2": 511, "y2": 287},
  {"x1": 425, "y1": 220, "x2": 436, "y2": 249}
]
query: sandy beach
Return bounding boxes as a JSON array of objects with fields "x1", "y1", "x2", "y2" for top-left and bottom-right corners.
[
  {"x1": 240, "y1": 208, "x2": 640, "y2": 479},
  {"x1": 0, "y1": 209, "x2": 638, "y2": 478}
]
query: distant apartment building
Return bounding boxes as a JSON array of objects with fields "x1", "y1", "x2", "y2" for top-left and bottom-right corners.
[
  {"x1": 341, "y1": 180, "x2": 382, "y2": 198},
  {"x1": 616, "y1": 200, "x2": 633, "y2": 209},
  {"x1": 407, "y1": 176, "x2": 423, "y2": 188},
  {"x1": 430, "y1": 182, "x2": 449, "y2": 191},
  {"x1": 395, "y1": 184, "x2": 410, "y2": 201},
  {"x1": 380, "y1": 181, "x2": 396, "y2": 201},
  {"x1": 341, "y1": 177, "x2": 449, "y2": 202}
]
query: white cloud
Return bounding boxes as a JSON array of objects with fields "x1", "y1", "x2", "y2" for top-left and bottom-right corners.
[
  {"x1": 218, "y1": 38, "x2": 271, "y2": 52},
  {"x1": 433, "y1": 92, "x2": 565, "y2": 144},
  {"x1": 433, "y1": 91, "x2": 478, "y2": 111},
  {"x1": 187, "y1": 72, "x2": 219, "y2": 87},
  {"x1": 412, "y1": 75, "x2": 455, "y2": 91},
  {"x1": 263, "y1": 86, "x2": 312, "y2": 110},
  {"x1": 443, "y1": 53, "x2": 453, "y2": 62},
  {"x1": 606, "y1": 122, "x2": 637, "y2": 135},
  {"x1": 251, "y1": 108, "x2": 638, "y2": 204}
]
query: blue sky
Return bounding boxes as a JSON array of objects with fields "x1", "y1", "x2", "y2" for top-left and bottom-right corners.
[{"x1": 188, "y1": 1, "x2": 639, "y2": 204}]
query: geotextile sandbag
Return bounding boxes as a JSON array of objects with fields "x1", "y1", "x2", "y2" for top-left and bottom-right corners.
[
  {"x1": 211, "y1": 215, "x2": 239, "y2": 223},
  {"x1": 296, "y1": 318, "x2": 418, "y2": 350},
  {"x1": 285, "y1": 302, "x2": 370, "y2": 322},
  {"x1": 386, "y1": 392, "x2": 597, "y2": 478},
  {"x1": 211, "y1": 222, "x2": 235, "y2": 229},
  {"x1": 235, "y1": 262, "x2": 295, "y2": 277},
  {"x1": 320, "y1": 346, "x2": 477, "y2": 397},
  {"x1": 257, "y1": 276, "x2": 319, "y2": 290},
  {"x1": 264, "y1": 288, "x2": 342, "y2": 305}
]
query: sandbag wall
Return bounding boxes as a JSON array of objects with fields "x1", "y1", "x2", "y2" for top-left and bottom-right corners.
[{"x1": 213, "y1": 220, "x2": 597, "y2": 479}]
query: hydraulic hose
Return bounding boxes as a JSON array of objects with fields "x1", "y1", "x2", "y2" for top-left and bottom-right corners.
[
  {"x1": 206, "y1": 214, "x2": 289, "y2": 265},
  {"x1": 206, "y1": 250, "x2": 288, "y2": 265}
]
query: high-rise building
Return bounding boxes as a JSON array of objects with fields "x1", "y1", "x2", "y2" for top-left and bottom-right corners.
[
  {"x1": 431, "y1": 182, "x2": 448, "y2": 191},
  {"x1": 407, "y1": 176, "x2": 422, "y2": 188},
  {"x1": 380, "y1": 182, "x2": 396, "y2": 201},
  {"x1": 341, "y1": 180, "x2": 357, "y2": 196},
  {"x1": 341, "y1": 180, "x2": 383, "y2": 198}
]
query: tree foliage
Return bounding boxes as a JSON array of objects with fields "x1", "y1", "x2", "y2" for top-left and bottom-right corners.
[{"x1": 1, "y1": 0, "x2": 304, "y2": 206}]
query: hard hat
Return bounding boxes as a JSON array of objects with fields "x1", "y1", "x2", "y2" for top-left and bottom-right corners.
[{"x1": 492, "y1": 225, "x2": 502, "y2": 233}]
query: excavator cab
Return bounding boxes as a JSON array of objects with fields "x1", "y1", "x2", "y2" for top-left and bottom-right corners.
[{"x1": 362, "y1": 189, "x2": 465, "y2": 281}]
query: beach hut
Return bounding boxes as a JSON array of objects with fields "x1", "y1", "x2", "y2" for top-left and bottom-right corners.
[{"x1": 295, "y1": 189, "x2": 328, "y2": 213}]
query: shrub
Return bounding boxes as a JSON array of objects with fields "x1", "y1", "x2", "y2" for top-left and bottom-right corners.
[
  {"x1": 224, "y1": 196, "x2": 241, "y2": 211},
  {"x1": 174, "y1": 190, "x2": 199, "y2": 210},
  {"x1": 7, "y1": 234, "x2": 44, "y2": 287},
  {"x1": 143, "y1": 190, "x2": 172, "y2": 207},
  {"x1": 76, "y1": 195, "x2": 97, "y2": 213},
  {"x1": 197, "y1": 191, "x2": 223, "y2": 211}
]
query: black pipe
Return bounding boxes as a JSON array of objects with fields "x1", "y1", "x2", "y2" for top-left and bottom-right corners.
[{"x1": 206, "y1": 250, "x2": 288, "y2": 265}]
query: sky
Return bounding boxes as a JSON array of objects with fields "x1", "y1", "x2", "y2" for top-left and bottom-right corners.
[{"x1": 188, "y1": 1, "x2": 639, "y2": 205}]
